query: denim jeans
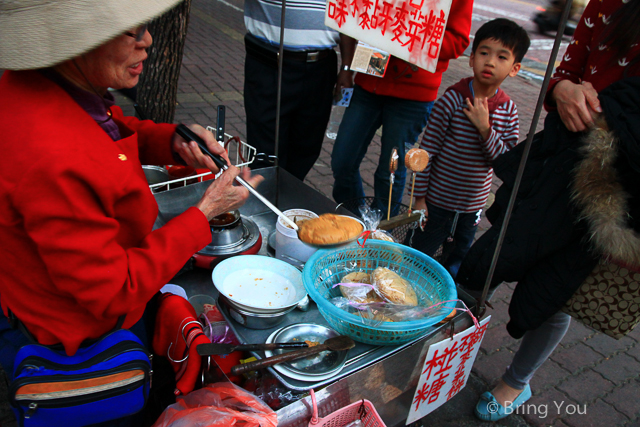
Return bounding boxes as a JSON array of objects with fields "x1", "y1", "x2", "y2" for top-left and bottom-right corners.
[
  {"x1": 405, "y1": 203, "x2": 480, "y2": 279},
  {"x1": 331, "y1": 85, "x2": 433, "y2": 213}
]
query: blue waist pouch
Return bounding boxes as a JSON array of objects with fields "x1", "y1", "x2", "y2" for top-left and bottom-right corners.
[{"x1": 9, "y1": 328, "x2": 151, "y2": 427}]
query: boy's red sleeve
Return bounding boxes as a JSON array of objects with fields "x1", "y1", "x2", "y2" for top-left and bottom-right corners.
[{"x1": 439, "y1": 0, "x2": 474, "y2": 62}]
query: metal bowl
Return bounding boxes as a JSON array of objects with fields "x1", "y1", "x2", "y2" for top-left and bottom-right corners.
[
  {"x1": 217, "y1": 295, "x2": 294, "y2": 329},
  {"x1": 265, "y1": 323, "x2": 348, "y2": 376},
  {"x1": 142, "y1": 165, "x2": 171, "y2": 190}
]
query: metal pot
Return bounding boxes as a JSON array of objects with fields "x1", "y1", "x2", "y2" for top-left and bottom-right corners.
[
  {"x1": 209, "y1": 210, "x2": 244, "y2": 247},
  {"x1": 218, "y1": 295, "x2": 294, "y2": 329},
  {"x1": 142, "y1": 165, "x2": 170, "y2": 186}
]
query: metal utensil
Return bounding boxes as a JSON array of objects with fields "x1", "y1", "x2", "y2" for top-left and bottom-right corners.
[
  {"x1": 175, "y1": 124, "x2": 298, "y2": 230},
  {"x1": 229, "y1": 335, "x2": 355, "y2": 376},
  {"x1": 196, "y1": 341, "x2": 308, "y2": 356}
]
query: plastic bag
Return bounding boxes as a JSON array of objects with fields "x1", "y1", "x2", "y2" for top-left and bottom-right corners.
[
  {"x1": 200, "y1": 304, "x2": 239, "y2": 345},
  {"x1": 243, "y1": 370, "x2": 307, "y2": 410},
  {"x1": 358, "y1": 206, "x2": 396, "y2": 243},
  {"x1": 344, "y1": 420, "x2": 365, "y2": 427},
  {"x1": 152, "y1": 382, "x2": 278, "y2": 427}
]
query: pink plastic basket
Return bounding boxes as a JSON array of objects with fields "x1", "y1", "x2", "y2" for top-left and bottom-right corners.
[{"x1": 308, "y1": 389, "x2": 387, "y2": 427}]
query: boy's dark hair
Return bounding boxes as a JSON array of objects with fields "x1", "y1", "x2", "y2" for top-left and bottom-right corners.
[{"x1": 472, "y1": 18, "x2": 531, "y2": 63}]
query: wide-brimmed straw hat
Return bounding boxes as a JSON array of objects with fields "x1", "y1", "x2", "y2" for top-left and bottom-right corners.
[{"x1": 0, "y1": 0, "x2": 182, "y2": 70}]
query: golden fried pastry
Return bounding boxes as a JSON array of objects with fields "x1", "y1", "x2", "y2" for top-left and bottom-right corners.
[
  {"x1": 372, "y1": 267, "x2": 418, "y2": 306},
  {"x1": 340, "y1": 271, "x2": 383, "y2": 303},
  {"x1": 405, "y1": 148, "x2": 429, "y2": 172},
  {"x1": 298, "y1": 213, "x2": 363, "y2": 245}
]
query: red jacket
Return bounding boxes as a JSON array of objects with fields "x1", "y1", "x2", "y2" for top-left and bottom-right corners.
[
  {"x1": 0, "y1": 70, "x2": 211, "y2": 355},
  {"x1": 355, "y1": 0, "x2": 473, "y2": 102}
]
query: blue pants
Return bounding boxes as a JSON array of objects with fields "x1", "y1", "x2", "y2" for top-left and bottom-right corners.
[
  {"x1": 331, "y1": 85, "x2": 433, "y2": 213},
  {"x1": 405, "y1": 203, "x2": 480, "y2": 279}
]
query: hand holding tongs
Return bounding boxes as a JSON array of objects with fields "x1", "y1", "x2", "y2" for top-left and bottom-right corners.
[{"x1": 175, "y1": 123, "x2": 298, "y2": 230}]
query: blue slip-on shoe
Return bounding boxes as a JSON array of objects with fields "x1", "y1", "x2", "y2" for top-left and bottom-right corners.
[{"x1": 474, "y1": 384, "x2": 532, "y2": 421}]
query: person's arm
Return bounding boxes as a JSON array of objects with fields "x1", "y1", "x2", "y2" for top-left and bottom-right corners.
[
  {"x1": 14, "y1": 156, "x2": 211, "y2": 323},
  {"x1": 437, "y1": 0, "x2": 473, "y2": 62},
  {"x1": 545, "y1": 0, "x2": 599, "y2": 97},
  {"x1": 335, "y1": 34, "x2": 357, "y2": 100},
  {"x1": 544, "y1": 0, "x2": 603, "y2": 131},
  {"x1": 477, "y1": 101, "x2": 520, "y2": 162}
]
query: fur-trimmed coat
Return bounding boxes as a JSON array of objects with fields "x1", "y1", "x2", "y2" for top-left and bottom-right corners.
[
  {"x1": 458, "y1": 77, "x2": 640, "y2": 338},
  {"x1": 572, "y1": 120, "x2": 640, "y2": 269}
]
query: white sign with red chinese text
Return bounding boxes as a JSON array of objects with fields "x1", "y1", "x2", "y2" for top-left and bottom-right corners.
[
  {"x1": 406, "y1": 315, "x2": 491, "y2": 424},
  {"x1": 325, "y1": 0, "x2": 453, "y2": 72}
]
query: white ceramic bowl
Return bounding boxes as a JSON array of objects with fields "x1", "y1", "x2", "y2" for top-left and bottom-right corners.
[
  {"x1": 276, "y1": 209, "x2": 319, "y2": 266},
  {"x1": 212, "y1": 255, "x2": 307, "y2": 314}
]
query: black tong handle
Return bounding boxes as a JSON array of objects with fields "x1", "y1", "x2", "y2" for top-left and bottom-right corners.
[{"x1": 176, "y1": 124, "x2": 228, "y2": 171}]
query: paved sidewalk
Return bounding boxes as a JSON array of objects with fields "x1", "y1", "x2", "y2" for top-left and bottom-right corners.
[{"x1": 115, "y1": 0, "x2": 640, "y2": 426}]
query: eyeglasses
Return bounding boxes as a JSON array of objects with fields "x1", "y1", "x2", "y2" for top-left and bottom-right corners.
[{"x1": 125, "y1": 23, "x2": 148, "y2": 42}]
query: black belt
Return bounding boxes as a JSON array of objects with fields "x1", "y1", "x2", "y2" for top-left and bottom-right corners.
[{"x1": 245, "y1": 34, "x2": 333, "y2": 64}]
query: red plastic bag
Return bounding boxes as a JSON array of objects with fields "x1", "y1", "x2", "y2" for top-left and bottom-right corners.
[{"x1": 152, "y1": 382, "x2": 278, "y2": 427}]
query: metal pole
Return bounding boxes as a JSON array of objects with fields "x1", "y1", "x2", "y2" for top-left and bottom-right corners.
[
  {"x1": 475, "y1": 0, "x2": 574, "y2": 316},
  {"x1": 274, "y1": 0, "x2": 287, "y2": 205}
]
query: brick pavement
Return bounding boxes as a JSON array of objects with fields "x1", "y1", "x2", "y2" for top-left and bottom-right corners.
[{"x1": 1, "y1": 1, "x2": 639, "y2": 426}]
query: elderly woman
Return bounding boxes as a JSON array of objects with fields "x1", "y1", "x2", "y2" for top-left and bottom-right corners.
[{"x1": 0, "y1": 0, "x2": 262, "y2": 394}]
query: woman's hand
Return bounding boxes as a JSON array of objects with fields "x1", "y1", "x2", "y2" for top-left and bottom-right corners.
[
  {"x1": 552, "y1": 80, "x2": 602, "y2": 132},
  {"x1": 196, "y1": 166, "x2": 265, "y2": 221},
  {"x1": 171, "y1": 124, "x2": 231, "y2": 172}
]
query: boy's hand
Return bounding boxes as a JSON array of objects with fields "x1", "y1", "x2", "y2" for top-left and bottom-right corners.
[
  {"x1": 463, "y1": 97, "x2": 491, "y2": 140},
  {"x1": 414, "y1": 197, "x2": 428, "y2": 226}
]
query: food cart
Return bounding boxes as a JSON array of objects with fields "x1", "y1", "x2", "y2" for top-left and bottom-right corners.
[{"x1": 153, "y1": 166, "x2": 478, "y2": 427}]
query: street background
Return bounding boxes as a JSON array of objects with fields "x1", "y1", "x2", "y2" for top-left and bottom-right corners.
[{"x1": 2, "y1": 0, "x2": 640, "y2": 426}]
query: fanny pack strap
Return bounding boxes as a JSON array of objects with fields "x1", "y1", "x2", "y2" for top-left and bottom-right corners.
[{"x1": 7, "y1": 308, "x2": 126, "y2": 349}]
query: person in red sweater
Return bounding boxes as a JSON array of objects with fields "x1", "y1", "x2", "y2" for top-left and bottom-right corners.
[
  {"x1": 472, "y1": 0, "x2": 640, "y2": 421},
  {"x1": 0, "y1": 0, "x2": 263, "y2": 387},
  {"x1": 330, "y1": 0, "x2": 473, "y2": 214}
]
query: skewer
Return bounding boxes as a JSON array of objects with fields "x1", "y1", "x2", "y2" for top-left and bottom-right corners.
[
  {"x1": 388, "y1": 148, "x2": 399, "y2": 221},
  {"x1": 404, "y1": 148, "x2": 430, "y2": 217}
]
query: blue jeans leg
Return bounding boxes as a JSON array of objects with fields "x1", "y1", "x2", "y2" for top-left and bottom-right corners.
[
  {"x1": 331, "y1": 85, "x2": 384, "y2": 205},
  {"x1": 331, "y1": 85, "x2": 433, "y2": 213},
  {"x1": 373, "y1": 97, "x2": 433, "y2": 213},
  {"x1": 444, "y1": 210, "x2": 480, "y2": 279},
  {"x1": 404, "y1": 204, "x2": 479, "y2": 279}
]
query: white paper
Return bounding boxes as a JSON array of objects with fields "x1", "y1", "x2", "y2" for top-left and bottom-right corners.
[
  {"x1": 325, "y1": 0, "x2": 453, "y2": 72},
  {"x1": 406, "y1": 315, "x2": 491, "y2": 424}
]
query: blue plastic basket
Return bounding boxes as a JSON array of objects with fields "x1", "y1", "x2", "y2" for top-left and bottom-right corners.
[{"x1": 302, "y1": 240, "x2": 457, "y2": 345}]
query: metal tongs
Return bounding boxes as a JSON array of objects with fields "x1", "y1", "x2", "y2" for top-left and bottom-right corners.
[{"x1": 175, "y1": 123, "x2": 298, "y2": 230}]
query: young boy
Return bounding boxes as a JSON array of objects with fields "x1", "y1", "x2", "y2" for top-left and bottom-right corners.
[{"x1": 406, "y1": 18, "x2": 530, "y2": 279}]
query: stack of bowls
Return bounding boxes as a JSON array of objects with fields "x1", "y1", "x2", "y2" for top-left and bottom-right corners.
[{"x1": 212, "y1": 255, "x2": 308, "y2": 329}]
